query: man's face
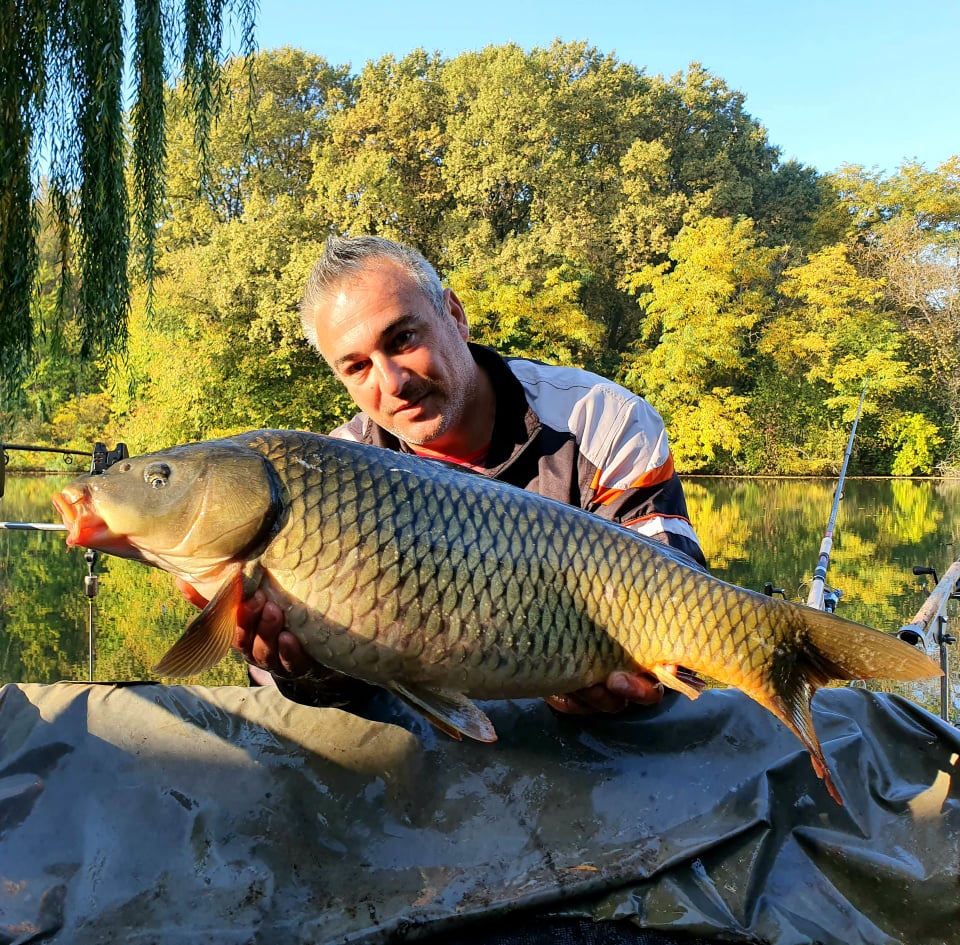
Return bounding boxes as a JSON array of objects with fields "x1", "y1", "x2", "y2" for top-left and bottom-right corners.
[{"x1": 311, "y1": 261, "x2": 478, "y2": 449}]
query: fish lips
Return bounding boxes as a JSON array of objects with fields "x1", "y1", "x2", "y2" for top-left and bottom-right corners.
[{"x1": 52, "y1": 487, "x2": 135, "y2": 555}]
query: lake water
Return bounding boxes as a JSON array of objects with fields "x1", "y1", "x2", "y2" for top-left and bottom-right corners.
[{"x1": 2, "y1": 471, "x2": 958, "y2": 717}]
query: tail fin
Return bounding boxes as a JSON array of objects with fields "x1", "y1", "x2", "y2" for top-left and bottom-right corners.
[
  {"x1": 800, "y1": 606, "x2": 942, "y2": 682},
  {"x1": 753, "y1": 605, "x2": 941, "y2": 805}
]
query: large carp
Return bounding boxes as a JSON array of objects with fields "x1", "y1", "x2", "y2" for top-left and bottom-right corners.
[{"x1": 53, "y1": 430, "x2": 939, "y2": 803}]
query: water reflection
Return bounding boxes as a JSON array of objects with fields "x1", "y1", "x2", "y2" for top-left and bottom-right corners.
[
  {"x1": 3, "y1": 474, "x2": 958, "y2": 715},
  {"x1": 1, "y1": 473, "x2": 246, "y2": 688},
  {"x1": 685, "y1": 477, "x2": 960, "y2": 629}
]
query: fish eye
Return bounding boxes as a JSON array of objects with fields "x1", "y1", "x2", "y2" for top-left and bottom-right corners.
[{"x1": 144, "y1": 462, "x2": 171, "y2": 488}]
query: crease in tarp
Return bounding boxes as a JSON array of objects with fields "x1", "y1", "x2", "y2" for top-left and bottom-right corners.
[{"x1": 0, "y1": 682, "x2": 958, "y2": 945}]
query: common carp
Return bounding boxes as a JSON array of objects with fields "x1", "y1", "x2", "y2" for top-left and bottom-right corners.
[{"x1": 52, "y1": 429, "x2": 940, "y2": 802}]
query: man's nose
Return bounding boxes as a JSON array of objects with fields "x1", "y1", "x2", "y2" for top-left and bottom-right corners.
[{"x1": 373, "y1": 355, "x2": 408, "y2": 396}]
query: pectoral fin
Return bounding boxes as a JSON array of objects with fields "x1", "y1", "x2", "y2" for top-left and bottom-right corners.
[
  {"x1": 389, "y1": 682, "x2": 498, "y2": 743},
  {"x1": 153, "y1": 571, "x2": 243, "y2": 677}
]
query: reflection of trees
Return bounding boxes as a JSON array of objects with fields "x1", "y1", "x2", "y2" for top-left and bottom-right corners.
[
  {"x1": 684, "y1": 480, "x2": 753, "y2": 570},
  {"x1": 888, "y1": 479, "x2": 942, "y2": 545},
  {"x1": 689, "y1": 476, "x2": 957, "y2": 718},
  {"x1": 1, "y1": 476, "x2": 87, "y2": 683},
  {"x1": 688, "y1": 477, "x2": 951, "y2": 628},
  {"x1": 95, "y1": 558, "x2": 245, "y2": 686},
  {"x1": 1, "y1": 474, "x2": 245, "y2": 686},
  {"x1": 689, "y1": 477, "x2": 838, "y2": 598}
]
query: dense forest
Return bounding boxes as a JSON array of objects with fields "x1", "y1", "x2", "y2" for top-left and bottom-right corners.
[{"x1": 3, "y1": 43, "x2": 959, "y2": 475}]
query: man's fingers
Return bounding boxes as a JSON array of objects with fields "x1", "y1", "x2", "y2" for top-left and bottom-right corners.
[
  {"x1": 276, "y1": 631, "x2": 313, "y2": 677},
  {"x1": 547, "y1": 670, "x2": 671, "y2": 716},
  {"x1": 237, "y1": 590, "x2": 267, "y2": 631},
  {"x1": 248, "y1": 629, "x2": 313, "y2": 679},
  {"x1": 241, "y1": 598, "x2": 314, "y2": 678},
  {"x1": 606, "y1": 670, "x2": 665, "y2": 706},
  {"x1": 546, "y1": 684, "x2": 629, "y2": 715}
]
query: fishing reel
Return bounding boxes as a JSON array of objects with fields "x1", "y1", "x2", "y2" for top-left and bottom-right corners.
[
  {"x1": 822, "y1": 586, "x2": 843, "y2": 613},
  {"x1": 898, "y1": 565, "x2": 960, "y2": 649},
  {"x1": 781, "y1": 580, "x2": 844, "y2": 613}
]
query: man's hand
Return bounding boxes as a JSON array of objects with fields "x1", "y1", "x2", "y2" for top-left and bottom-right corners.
[{"x1": 545, "y1": 671, "x2": 666, "y2": 715}]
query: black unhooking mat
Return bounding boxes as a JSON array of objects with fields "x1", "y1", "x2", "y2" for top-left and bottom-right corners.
[{"x1": 0, "y1": 682, "x2": 957, "y2": 945}]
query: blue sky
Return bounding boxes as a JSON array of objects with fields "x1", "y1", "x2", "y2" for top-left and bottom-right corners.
[{"x1": 249, "y1": 0, "x2": 958, "y2": 176}]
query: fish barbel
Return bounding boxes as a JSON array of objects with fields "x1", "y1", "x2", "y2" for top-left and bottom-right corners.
[{"x1": 52, "y1": 430, "x2": 940, "y2": 802}]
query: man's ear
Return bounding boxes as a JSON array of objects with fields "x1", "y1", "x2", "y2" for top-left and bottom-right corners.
[{"x1": 444, "y1": 288, "x2": 470, "y2": 341}]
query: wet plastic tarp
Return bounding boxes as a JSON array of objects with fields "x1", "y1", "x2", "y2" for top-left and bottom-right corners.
[{"x1": 1, "y1": 682, "x2": 958, "y2": 945}]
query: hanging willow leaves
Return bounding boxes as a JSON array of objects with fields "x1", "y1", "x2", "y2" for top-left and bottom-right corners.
[
  {"x1": 0, "y1": 0, "x2": 257, "y2": 394},
  {"x1": 131, "y1": 0, "x2": 166, "y2": 291},
  {"x1": 0, "y1": 0, "x2": 44, "y2": 388}
]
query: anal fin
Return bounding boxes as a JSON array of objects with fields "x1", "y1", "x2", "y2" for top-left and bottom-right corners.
[{"x1": 651, "y1": 664, "x2": 705, "y2": 700}]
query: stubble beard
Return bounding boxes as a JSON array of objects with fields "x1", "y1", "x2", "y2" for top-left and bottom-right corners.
[{"x1": 387, "y1": 380, "x2": 469, "y2": 448}]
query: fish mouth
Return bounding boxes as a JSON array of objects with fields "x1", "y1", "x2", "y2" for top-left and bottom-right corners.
[{"x1": 51, "y1": 487, "x2": 131, "y2": 553}]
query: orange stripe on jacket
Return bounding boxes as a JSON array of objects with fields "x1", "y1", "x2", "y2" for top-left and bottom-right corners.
[{"x1": 588, "y1": 454, "x2": 676, "y2": 507}]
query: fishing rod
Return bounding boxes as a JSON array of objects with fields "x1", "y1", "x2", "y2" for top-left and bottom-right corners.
[
  {"x1": 805, "y1": 384, "x2": 868, "y2": 612},
  {"x1": 1, "y1": 442, "x2": 91, "y2": 498},
  {"x1": 1, "y1": 440, "x2": 128, "y2": 497}
]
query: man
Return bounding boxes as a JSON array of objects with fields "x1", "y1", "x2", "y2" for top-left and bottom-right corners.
[{"x1": 215, "y1": 234, "x2": 705, "y2": 715}]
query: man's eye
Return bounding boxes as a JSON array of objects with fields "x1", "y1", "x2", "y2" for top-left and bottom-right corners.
[
  {"x1": 393, "y1": 330, "x2": 415, "y2": 349},
  {"x1": 343, "y1": 361, "x2": 368, "y2": 378}
]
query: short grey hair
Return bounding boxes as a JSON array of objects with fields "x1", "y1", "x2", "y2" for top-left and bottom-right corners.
[{"x1": 299, "y1": 235, "x2": 446, "y2": 351}]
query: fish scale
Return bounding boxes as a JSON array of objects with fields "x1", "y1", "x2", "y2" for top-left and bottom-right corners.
[
  {"x1": 245, "y1": 433, "x2": 791, "y2": 695},
  {"x1": 51, "y1": 428, "x2": 942, "y2": 804}
]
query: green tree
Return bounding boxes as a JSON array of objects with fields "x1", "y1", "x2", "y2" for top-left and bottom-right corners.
[
  {"x1": 447, "y1": 254, "x2": 604, "y2": 365},
  {"x1": 96, "y1": 48, "x2": 356, "y2": 450},
  {"x1": 1, "y1": 200, "x2": 104, "y2": 448},
  {"x1": 611, "y1": 63, "x2": 796, "y2": 357},
  {"x1": 161, "y1": 47, "x2": 351, "y2": 255},
  {"x1": 621, "y1": 216, "x2": 779, "y2": 470},
  {"x1": 509, "y1": 42, "x2": 651, "y2": 368},
  {"x1": 834, "y1": 159, "x2": 960, "y2": 464},
  {"x1": 614, "y1": 64, "x2": 780, "y2": 270},
  {"x1": 110, "y1": 197, "x2": 352, "y2": 451},
  {"x1": 759, "y1": 243, "x2": 933, "y2": 473},
  {"x1": 751, "y1": 159, "x2": 825, "y2": 249},
  {"x1": 309, "y1": 49, "x2": 448, "y2": 260},
  {"x1": 439, "y1": 44, "x2": 552, "y2": 249}
]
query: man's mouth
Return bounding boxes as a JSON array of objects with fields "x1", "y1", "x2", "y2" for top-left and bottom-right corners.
[{"x1": 390, "y1": 389, "x2": 433, "y2": 416}]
